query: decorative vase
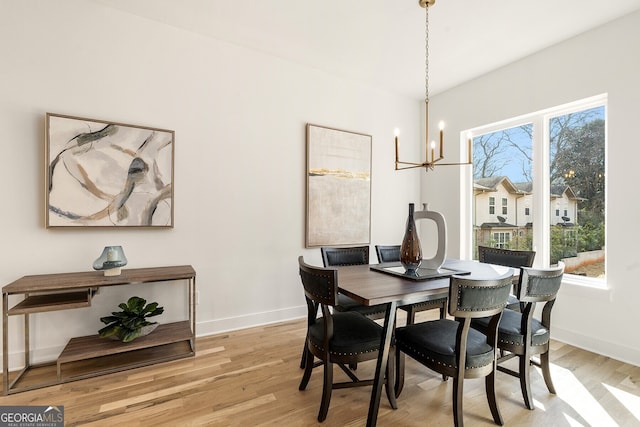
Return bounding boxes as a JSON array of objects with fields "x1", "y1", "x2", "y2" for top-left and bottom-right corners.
[
  {"x1": 400, "y1": 203, "x2": 422, "y2": 274},
  {"x1": 92, "y1": 246, "x2": 128, "y2": 276}
]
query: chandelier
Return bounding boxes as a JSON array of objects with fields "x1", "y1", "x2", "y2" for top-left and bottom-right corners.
[{"x1": 395, "y1": 0, "x2": 472, "y2": 171}]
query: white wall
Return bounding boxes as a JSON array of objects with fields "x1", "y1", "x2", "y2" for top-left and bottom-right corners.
[
  {"x1": 425, "y1": 11, "x2": 640, "y2": 365},
  {"x1": 0, "y1": 0, "x2": 421, "y2": 367}
]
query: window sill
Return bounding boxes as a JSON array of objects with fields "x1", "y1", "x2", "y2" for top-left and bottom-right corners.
[{"x1": 560, "y1": 273, "x2": 609, "y2": 297}]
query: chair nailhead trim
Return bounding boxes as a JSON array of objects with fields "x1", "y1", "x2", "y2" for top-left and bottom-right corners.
[
  {"x1": 310, "y1": 341, "x2": 378, "y2": 357},
  {"x1": 400, "y1": 342, "x2": 490, "y2": 370},
  {"x1": 498, "y1": 338, "x2": 546, "y2": 346}
]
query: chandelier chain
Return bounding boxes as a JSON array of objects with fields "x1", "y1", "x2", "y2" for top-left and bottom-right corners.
[{"x1": 425, "y1": 4, "x2": 429, "y2": 104}]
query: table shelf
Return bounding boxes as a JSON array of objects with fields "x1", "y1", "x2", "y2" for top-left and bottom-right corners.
[
  {"x1": 3, "y1": 265, "x2": 196, "y2": 395},
  {"x1": 8, "y1": 291, "x2": 92, "y2": 315}
]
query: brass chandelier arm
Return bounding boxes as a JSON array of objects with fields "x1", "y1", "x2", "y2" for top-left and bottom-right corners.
[{"x1": 395, "y1": 159, "x2": 471, "y2": 172}]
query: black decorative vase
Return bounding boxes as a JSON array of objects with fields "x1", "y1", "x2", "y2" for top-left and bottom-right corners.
[{"x1": 400, "y1": 203, "x2": 422, "y2": 274}]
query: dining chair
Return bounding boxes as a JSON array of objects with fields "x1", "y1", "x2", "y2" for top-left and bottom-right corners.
[
  {"x1": 394, "y1": 270, "x2": 514, "y2": 427},
  {"x1": 478, "y1": 245, "x2": 536, "y2": 310},
  {"x1": 316, "y1": 246, "x2": 389, "y2": 371},
  {"x1": 321, "y1": 246, "x2": 387, "y2": 319},
  {"x1": 471, "y1": 262, "x2": 565, "y2": 410},
  {"x1": 299, "y1": 246, "x2": 380, "y2": 369},
  {"x1": 297, "y1": 256, "x2": 396, "y2": 422}
]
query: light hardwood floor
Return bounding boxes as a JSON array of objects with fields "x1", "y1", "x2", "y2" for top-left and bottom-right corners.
[{"x1": 1, "y1": 311, "x2": 639, "y2": 426}]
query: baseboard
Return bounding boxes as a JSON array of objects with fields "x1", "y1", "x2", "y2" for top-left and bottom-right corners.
[
  {"x1": 552, "y1": 326, "x2": 640, "y2": 367},
  {"x1": 196, "y1": 305, "x2": 307, "y2": 338}
]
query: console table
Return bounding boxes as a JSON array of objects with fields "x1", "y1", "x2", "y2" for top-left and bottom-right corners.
[{"x1": 2, "y1": 265, "x2": 196, "y2": 394}]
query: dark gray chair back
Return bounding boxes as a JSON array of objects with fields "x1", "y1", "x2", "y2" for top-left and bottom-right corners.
[
  {"x1": 321, "y1": 246, "x2": 369, "y2": 267},
  {"x1": 478, "y1": 245, "x2": 535, "y2": 269},
  {"x1": 298, "y1": 256, "x2": 338, "y2": 307},
  {"x1": 518, "y1": 262, "x2": 565, "y2": 304},
  {"x1": 375, "y1": 245, "x2": 401, "y2": 263},
  {"x1": 448, "y1": 271, "x2": 515, "y2": 319}
]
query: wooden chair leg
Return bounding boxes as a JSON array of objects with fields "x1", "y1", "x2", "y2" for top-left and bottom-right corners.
[
  {"x1": 299, "y1": 344, "x2": 308, "y2": 369},
  {"x1": 318, "y1": 360, "x2": 333, "y2": 422},
  {"x1": 438, "y1": 301, "x2": 448, "y2": 381},
  {"x1": 385, "y1": 347, "x2": 398, "y2": 409},
  {"x1": 299, "y1": 348, "x2": 314, "y2": 390},
  {"x1": 406, "y1": 306, "x2": 417, "y2": 326},
  {"x1": 485, "y1": 371, "x2": 504, "y2": 426},
  {"x1": 519, "y1": 354, "x2": 534, "y2": 410},
  {"x1": 439, "y1": 301, "x2": 447, "y2": 319},
  {"x1": 540, "y1": 350, "x2": 556, "y2": 394},
  {"x1": 394, "y1": 346, "x2": 405, "y2": 398},
  {"x1": 452, "y1": 374, "x2": 464, "y2": 427}
]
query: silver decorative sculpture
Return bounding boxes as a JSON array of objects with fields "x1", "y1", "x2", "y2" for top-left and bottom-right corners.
[{"x1": 414, "y1": 203, "x2": 447, "y2": 270}]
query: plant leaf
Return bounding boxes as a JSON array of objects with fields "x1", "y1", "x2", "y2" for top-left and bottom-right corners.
[
  {"x1": 127, "y1": 296, "x2": 147, "y2": 314},
  {"x1": 121, "y1": 328, "x2": 141, "y2": 343}
]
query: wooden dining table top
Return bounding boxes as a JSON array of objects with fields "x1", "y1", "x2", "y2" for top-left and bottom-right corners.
[{"x1": 336, "y1": 259, "x2": 514, "y2": 307}]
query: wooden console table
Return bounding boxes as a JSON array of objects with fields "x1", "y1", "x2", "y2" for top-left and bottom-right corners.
[{"x1": 2, "y1": 265, "x2": 196, "y2": 394}]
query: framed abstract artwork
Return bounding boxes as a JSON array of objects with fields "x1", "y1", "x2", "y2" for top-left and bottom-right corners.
[
  {"x1": 45, "y1": 113, "x2": 174, "y2": 228},
  {"x1": 305, "y1": 124, "x2": 371, "y2": 247}
]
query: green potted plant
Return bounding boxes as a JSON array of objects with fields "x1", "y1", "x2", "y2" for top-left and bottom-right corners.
[{"x1": 99, "y1": 296, "x2": 164, "y2": 343}]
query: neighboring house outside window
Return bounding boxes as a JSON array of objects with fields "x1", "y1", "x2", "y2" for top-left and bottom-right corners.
[{"x1": 473, "y1": 176, "x2": 579, "y2": 256}]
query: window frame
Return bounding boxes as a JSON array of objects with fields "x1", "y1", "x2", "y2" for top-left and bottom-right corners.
[{"x1": 466, "y1": 94, "x2": 607, "y2": 288}]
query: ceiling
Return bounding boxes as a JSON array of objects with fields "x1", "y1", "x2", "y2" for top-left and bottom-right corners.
[{"x1": 94, "y1": 0, "x2": 640, "y2": 99}]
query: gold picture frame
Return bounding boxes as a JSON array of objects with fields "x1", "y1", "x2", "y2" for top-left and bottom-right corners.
[{"x1": 305, "y1": 124, "x2": 371, "y2": 247}]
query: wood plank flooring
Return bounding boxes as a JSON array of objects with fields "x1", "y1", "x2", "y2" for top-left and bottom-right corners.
[{"x1": 1, "y1": 311, "x2": 639, "y2": 426}]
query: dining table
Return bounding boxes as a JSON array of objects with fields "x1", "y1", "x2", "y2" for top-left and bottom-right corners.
[{"x1": 335, "y1": 258, "x2": 514, "y2": 427}]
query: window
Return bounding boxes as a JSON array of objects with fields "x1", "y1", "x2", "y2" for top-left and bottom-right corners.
[
  {"x1": 471, "y1": 95, "x2": 606, "y2": 282},
  {"x1": 493, "y1": 232, "x2": 511, "y2": 248},
  {"x1": 489, "y1": 197, "x2": 495, "y2": 214}
]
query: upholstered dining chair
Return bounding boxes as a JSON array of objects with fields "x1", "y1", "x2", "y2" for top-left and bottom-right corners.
[
  {"x1": 321, "y1": 246, "x2": 387, "y2": 319},
  {"x1": 394, "y1": 270, "x2": 514, "y2": 427},
  {"x1": 471, "y1": 262, "x2": 565, "y2": 410},
  {"x1": 297, "y1": 256, "x2": 396, "y2": 422},
  {"x1": 478, "y1": 245, "x2": 536, "y2": 311}
]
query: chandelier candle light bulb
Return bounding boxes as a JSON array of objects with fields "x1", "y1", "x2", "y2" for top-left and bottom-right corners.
[
  {"x1": 439, "y1": 121, "x2": 444, "y2": 158},
  {"x1": 395, "y1": 128, "x2": 400, "y2": 163}
]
